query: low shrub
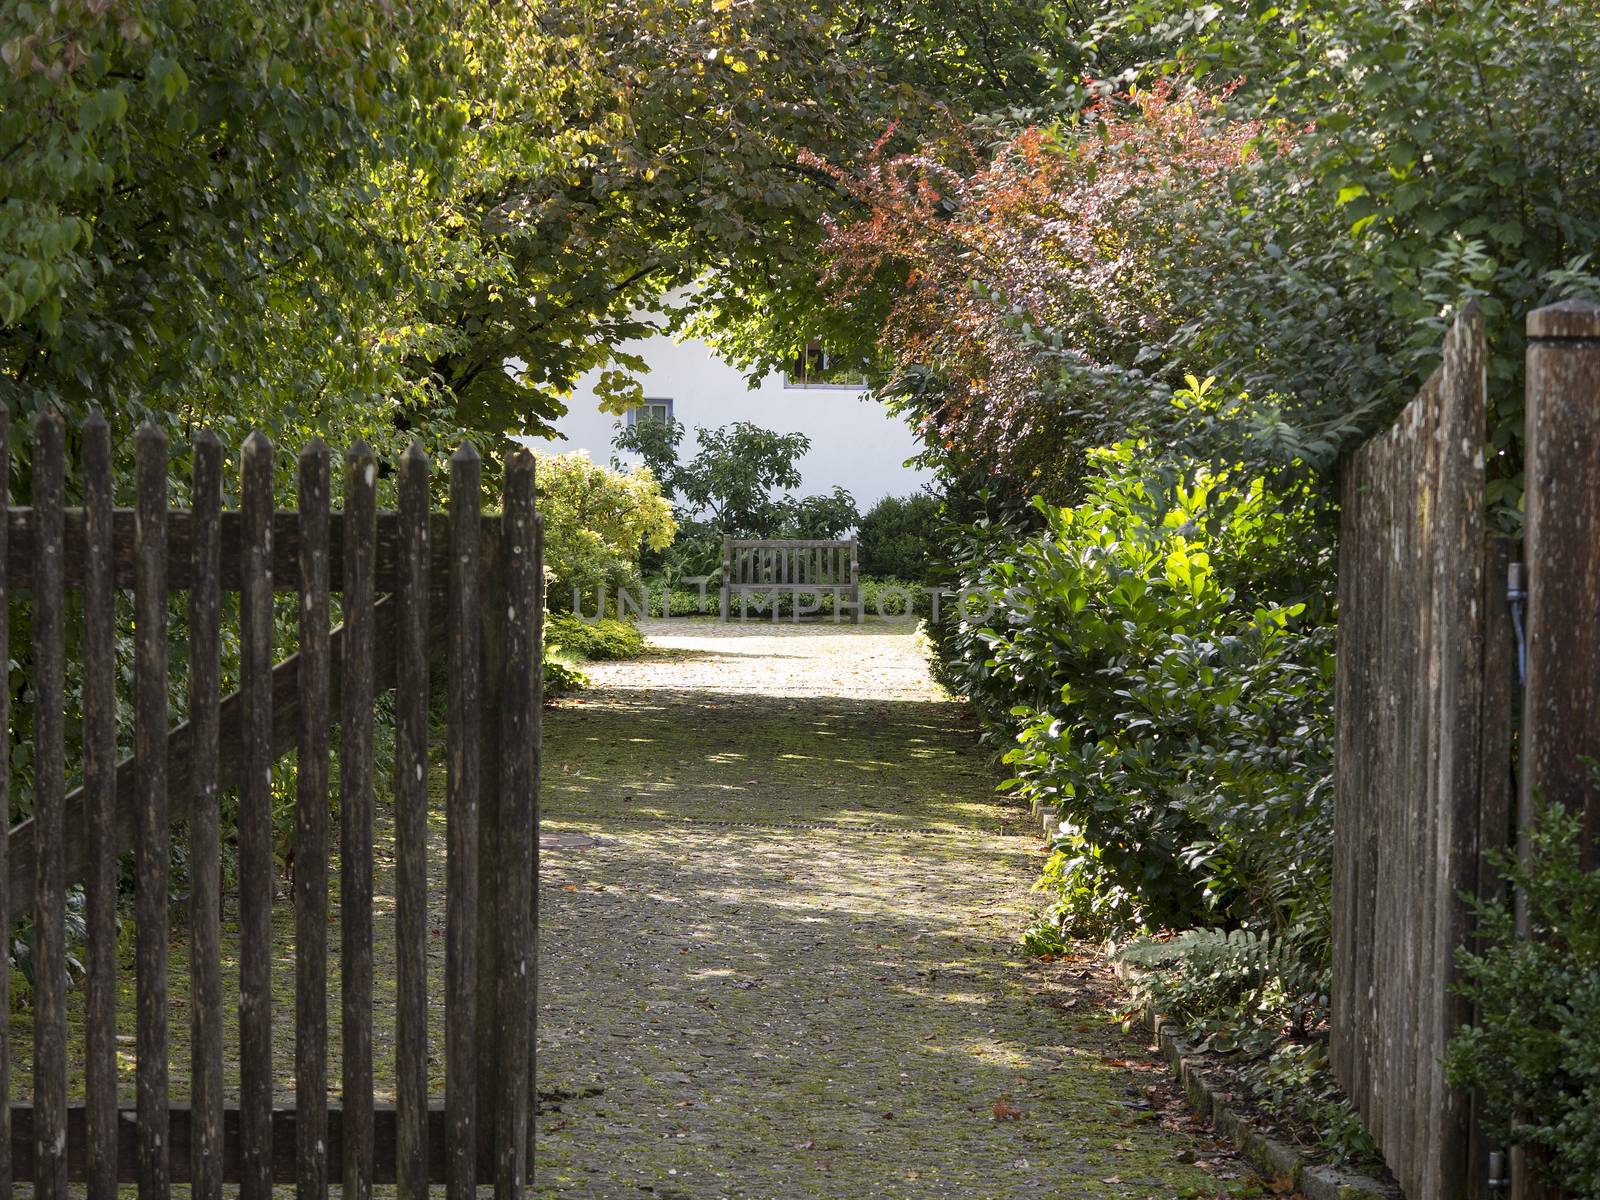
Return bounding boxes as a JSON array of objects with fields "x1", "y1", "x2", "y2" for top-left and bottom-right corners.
[
  {"x1": 546, "y1": 613, "x2": 647, "y2": 661},
  {"x1": 926, "y1": 438, "x2": 1359, "y2": 1156},
  {"x1": 535, "y1": 451, "x2": 676, "y2": 611},
  {"x1": 542, "y1": 650, "x2": 590, "y2": 698},
  {"x1": 1115, "y1": 926, "x2": 1380, "y2": 1169},
  {"x1": 1446, "y1": 805, "x2": 1600, "y2": 1195}
]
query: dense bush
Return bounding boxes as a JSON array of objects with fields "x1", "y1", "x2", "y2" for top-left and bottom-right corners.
[
  {"x1": 808, "y1": 1, "x2": 1600, "y2": 1156},
  {"x1": 857, "y1": 493, "x2": 940, "y2": 581},
  {"x1": 1116, "y1": 927, "x2": 1378, "y2": 1168},
  {"x1": 926, "y1": 436, "x2": 1349, "y2": 1152},
  {"x1": 934, "y1": 439, "x2": 1335, "y2": 933},
  {"x1": 1447, "y1": 807, "x2": 1600, "y2": 1194},
  {"x1": 614, "y1": 417, "x2": 858, "y2": 577},
  {"x1": 542, "y1": 651, "x2": 591, "y2": 699}
]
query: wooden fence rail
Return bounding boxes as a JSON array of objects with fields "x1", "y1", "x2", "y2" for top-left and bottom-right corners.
[{"x1": 0, "y1": 411, "x2": 542, "y2": 1200}]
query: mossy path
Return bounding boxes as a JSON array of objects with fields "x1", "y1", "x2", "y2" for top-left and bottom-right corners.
[{"x1": 536, "y1": 618, "x2": 1244, "y2": 1199}]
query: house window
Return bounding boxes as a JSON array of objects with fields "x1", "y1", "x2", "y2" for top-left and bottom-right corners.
[
  {"x1": 626, "y1": 397, "x2": 674, "y2": 426},
  {"x1": 784, "y1": 342, "x2": 865, "y2": 389}
]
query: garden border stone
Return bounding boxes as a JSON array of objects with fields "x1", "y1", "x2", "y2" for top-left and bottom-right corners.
[
  {"x1": 1031, "y1": 792, "x2": 1399, "y2": 1198},
  {"x1": 1132, "y1": 992, "x2": 1400, "y2": 1200}
]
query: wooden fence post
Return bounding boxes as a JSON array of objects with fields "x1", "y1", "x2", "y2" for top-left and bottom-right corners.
[
  {"x1": 1516, "y1": 299, "x2": 1600, "y2": 1200},
  {"x1": 1330, "y1": 306, "x2": 1493, "y2": 1200},
  {"x1": 446, "y1": 445, "x2": 482, "y2": 1200},
  {"x1": 1523, "y1": 299, "x2": 1600, "y2": 866},
  {"x1": 849, "y1": 539, "x2": 862, "y2": 625}
]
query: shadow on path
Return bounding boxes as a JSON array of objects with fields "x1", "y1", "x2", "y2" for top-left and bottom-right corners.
[{"x1": 536, "y1": 621, "x2": 1244, "y2": 1199}]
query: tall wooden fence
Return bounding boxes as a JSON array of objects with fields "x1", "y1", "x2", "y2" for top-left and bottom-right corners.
[
  {"x1": 0, "y1": 412, "x2": 542, "y2": 1200},
  {"x1": 1334, "y1": 300, "x2": 1600, "y2": 1199}
]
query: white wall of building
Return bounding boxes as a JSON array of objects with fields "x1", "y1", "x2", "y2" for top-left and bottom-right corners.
[{"x1": 535, "y1": 331, "x2": 934, "y2": 509}]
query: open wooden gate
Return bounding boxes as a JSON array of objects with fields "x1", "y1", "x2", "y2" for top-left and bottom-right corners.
[{"x1": 0, "y1": 410, "x2": 541, "y2": 1200}]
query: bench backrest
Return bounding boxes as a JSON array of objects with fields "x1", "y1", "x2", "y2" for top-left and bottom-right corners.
[{"x1": 723, "y1": 538, "x2": 858, "y2": 588}]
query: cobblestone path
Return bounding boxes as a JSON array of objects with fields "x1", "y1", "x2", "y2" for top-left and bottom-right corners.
[{"x1": 535, "y1": 619, "x2": 1244, "y2": 1199}]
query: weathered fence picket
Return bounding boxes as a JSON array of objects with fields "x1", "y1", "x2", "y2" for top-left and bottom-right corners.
[
  {"x1": 0, "y1": 412, "x2": 541, "y2": 1192},
  {"x1": 1512, "y1": 300, "x2": 1600, "y2": 1200},
  {"x1": 32, "y1": 412, "x2": 66, "y2": 1200},
  {"x1": 296, "y1": 439, "x2": 332, "y2": 1200},
  {"x1": 83, "y1": 412, "x2": 117, "y2": 1200},
  {"x1": 189, "y1": 431, "x2": 224, "y2": 1200}
]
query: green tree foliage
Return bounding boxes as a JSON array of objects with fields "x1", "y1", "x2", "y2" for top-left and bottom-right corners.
[
  {"x1": 2, "y1": 0, "x2": 1088, "y2": 452},
  {"x1": 0, "y1": 0, "x2": 465, "y2": 443},
  {"x1": 1093, "y1": 0, "x2": 1600, "y2": 516},
  {"x1": 395, "y1": 0, "x2": 1101, "y2": 432},
  {"x1": 941, "y1": 439, "x2": 1334, "y2": 932},
  {"x1": 613, "y1": 417, "x2": 858, "y2": 574}
]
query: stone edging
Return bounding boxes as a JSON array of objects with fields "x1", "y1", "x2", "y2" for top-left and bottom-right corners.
[
  {"x1": 1133, "y1": 1005, "x2": 1400, "y2": 1200},
  {"x1": 1030, "y1": 800, "x2": 1399, "y2": 1200}
]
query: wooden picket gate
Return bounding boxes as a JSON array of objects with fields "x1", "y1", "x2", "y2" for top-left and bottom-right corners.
[{"x1": 0, "y1": 410, "x2": 542, "y2": 1200}]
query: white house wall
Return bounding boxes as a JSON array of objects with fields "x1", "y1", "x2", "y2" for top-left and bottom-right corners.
[{"x1": 534, "y1": 332, "x2": 934, "y2": 508}]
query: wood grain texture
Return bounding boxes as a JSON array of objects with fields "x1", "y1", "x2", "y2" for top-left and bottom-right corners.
[
  {"x1": 0, "y1": 405, "x2": 10, "y2": 1200},
  {"x1": 134, "y1": 424, "x2": 171, "y2": 1200},
  {"x1": 0, "y1": 426, "x2": 543, "y2": 1193},
  {"x1": 341, "y1": 441, "x2": 377, "y2": 1200},
  {"x1": 1332, "y1": 305, "x2": 1491, "y2": 1200},
  {"x1": 6, "y1": 1104, "x2": 494, "y2": 1184},
  {"x1": 4, "y1": 508, "x2": 501, "y2": 592},
  {"x1": 237, "y1": 432, "x2": 275, "y2": 1200},
  {"x1": 81, "y1": 412, "x2": 118, "y2": 1200},
  {"x1": 1514, "y1": 298, "x2": 1600, "y2": 1200},
  {"x1": 492, "y1": 450, "x2": 538, "y2": 1200},
  {"x1": 446, "y1": 444, "x2": 482, "y2": 1200},
  {"x1": 30, "y1": 411, "x2": 67, "y2": 1200},
  {"x1": 188, "y1": 431, "x2": 225, "y2": 1200},
  {"x1": 294, "y1": 441, "x2": 331, "y2": 1200},
  {"x1": 1523, "y1": 299, "x2": 1600, "y2": 866},
  {"x1": 4, "y1": 588, "x2": 423, "y2": 914},
  {"x1": 393, "y1": 444, "x2": 431, "y2": 1200}
]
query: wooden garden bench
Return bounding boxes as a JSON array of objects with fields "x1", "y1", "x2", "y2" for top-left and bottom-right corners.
[{"x1": 720, "y1": 536, "x2": 862, "y2": 623}]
